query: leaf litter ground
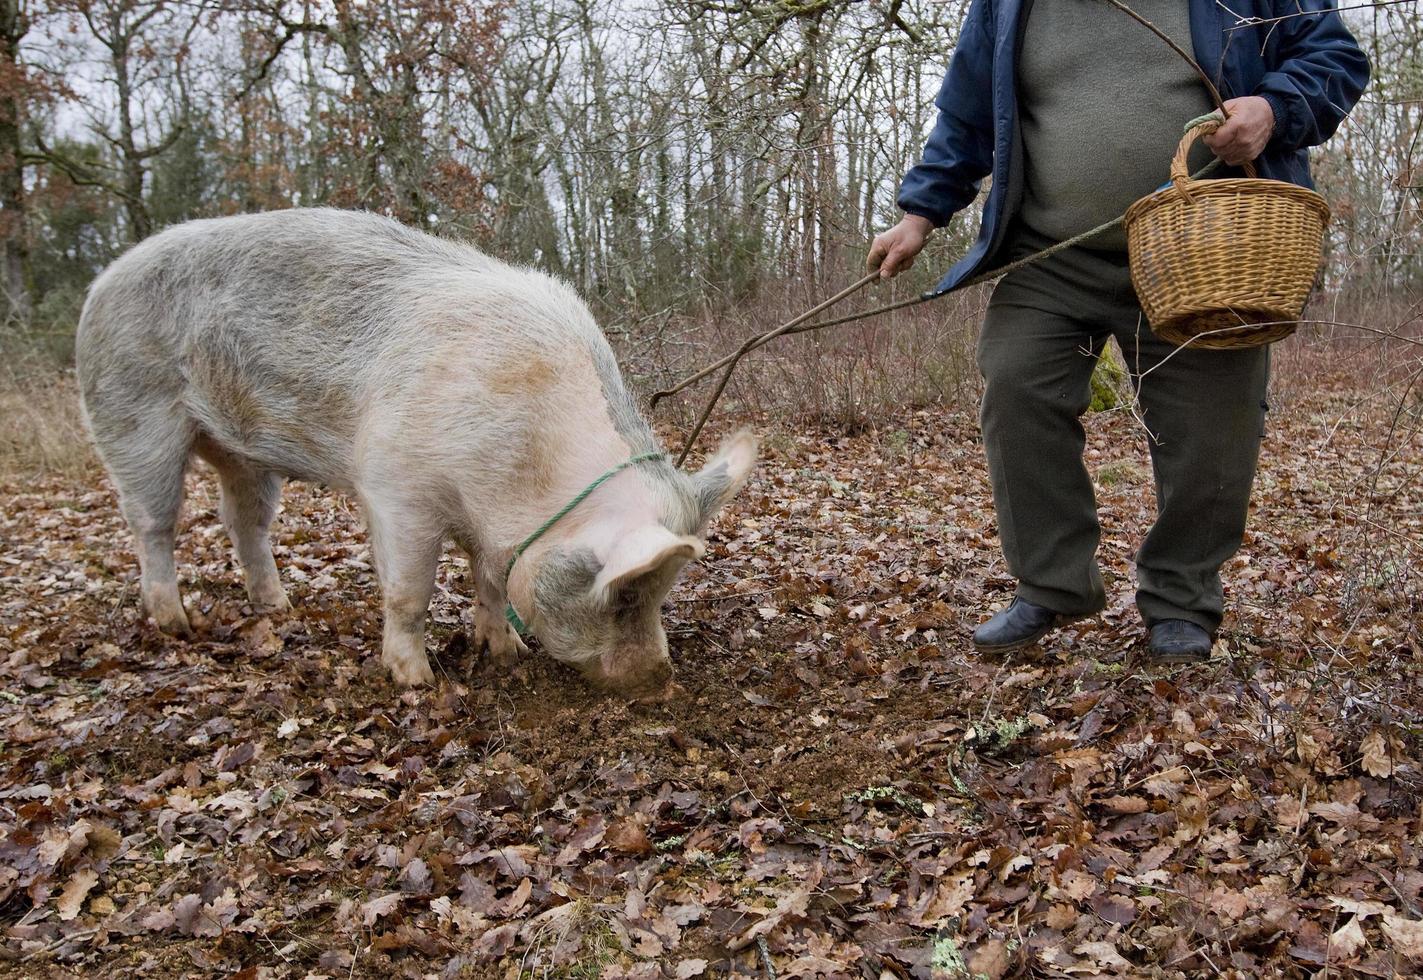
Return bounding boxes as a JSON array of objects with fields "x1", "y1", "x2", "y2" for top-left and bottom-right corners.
[{"x1": 1, "y1": 366, "x2": 1421, "y2": 978}]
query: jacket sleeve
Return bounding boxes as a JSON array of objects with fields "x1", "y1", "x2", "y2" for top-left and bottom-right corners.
[
  {"x1": 895, "y1": 0, "x2": 996, "y2": 227},
  {"x1": 1253, "y1": 0, "x2": 1371, "y2": 152}
]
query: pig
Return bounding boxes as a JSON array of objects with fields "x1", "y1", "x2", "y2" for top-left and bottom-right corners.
[{"x1": 75, "y1": 208, "x2": 756, "y2": 695}]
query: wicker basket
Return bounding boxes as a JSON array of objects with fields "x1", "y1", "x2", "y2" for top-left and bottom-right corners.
[{"x1": 1124, "y1": 119, "x2": 1330, "y2": 350}]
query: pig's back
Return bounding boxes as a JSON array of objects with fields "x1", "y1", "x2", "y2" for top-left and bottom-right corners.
[
  {"x1": 82, "y1": 208, "x2": 484, "y2": 375},
  {"x1": 78, "y1": 209, "x2": 549, "y2": 486}
]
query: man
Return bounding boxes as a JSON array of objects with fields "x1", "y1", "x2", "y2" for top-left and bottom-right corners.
[{"x1": 868, "y1": 0, "x2": 1368, "y2": 662}]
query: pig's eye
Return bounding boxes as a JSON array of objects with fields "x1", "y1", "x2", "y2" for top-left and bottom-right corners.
[{"x1": 614, "y1": 588, "x2": 641, "y2": 613}]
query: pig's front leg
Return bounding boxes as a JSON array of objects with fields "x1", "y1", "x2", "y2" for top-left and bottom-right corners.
[
  {"x1": 457, "y1": 539, "x2": 528, "y2": 663},
  {"x1": 364, "y1": 494, "x2": 441, "y2": 686},
  {"x1": 473, "y1": 565, "x2": 528, "y2": 663}
]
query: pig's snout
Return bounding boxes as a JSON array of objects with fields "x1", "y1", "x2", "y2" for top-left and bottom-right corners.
[{"x1": 583, "y1": 651, "x2": 674, "y2": 698}]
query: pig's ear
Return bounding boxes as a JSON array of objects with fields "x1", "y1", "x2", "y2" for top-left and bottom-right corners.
[
  {"x1": 594, "y1": 525, "x2": 705, "y2": 603},
  {"x1": 691, "y1": 429, "x2": 758, "y2": 528}
]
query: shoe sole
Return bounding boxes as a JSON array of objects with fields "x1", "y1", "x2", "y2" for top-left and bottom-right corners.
[
  {"x1": 972, "y1": 615, "x2": 1082, "y2": 655},
  {"x1": 1144, "y1": 648, "x2": 1211, "y2": 665}
]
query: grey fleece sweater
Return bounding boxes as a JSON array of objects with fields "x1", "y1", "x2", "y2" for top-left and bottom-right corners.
[{"x1": 1017, "y1": 0, "x2": 1215, "y2": 250}]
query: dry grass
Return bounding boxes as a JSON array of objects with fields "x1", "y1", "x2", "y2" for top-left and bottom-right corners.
[
  {"x1": 1271, "y1": 291, "x2": 1422, "y2": 400},
  {"x1": 631, "y1": 284, "x2": 1422, "y2": 442},
  {"x1": 621, "y1": 278, "x2": 991, "y2": 434},
  {"x1": 2, "y1": 289, "x2": 1414, "y2": 486},
  {"x1": 0, "y1": 357, "x2": 95, "y2": 481}
]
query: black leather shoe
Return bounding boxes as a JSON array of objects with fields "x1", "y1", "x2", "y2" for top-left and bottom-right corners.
[
  {"x1": 1147, "y1": 620, "x2": 1213, "y2": 663},
  {"x1": 972, "y1": 597, "x2": 1071, "y2": 654}
]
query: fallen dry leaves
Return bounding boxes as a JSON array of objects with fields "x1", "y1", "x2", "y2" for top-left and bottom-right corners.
[{"x1": 0, "y1": 361, "x2": 1420, "y2": 977}]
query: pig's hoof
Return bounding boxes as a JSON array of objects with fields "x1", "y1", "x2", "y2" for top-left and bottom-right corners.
[
  {"x1": 485, "y1": 623, "x2": 527, "y2": 662},
  {"x1": 472, "y1": 605, "x2": 527, "y2": 662},
  {"x1": 385, "y1": 653, "x2": 436, "y2": 686},
  {"x1": 250, "y1": 586, "x2": 292, "y2": 613},
  {"x1": 149, "y1": 601, "x2": 193, "y2": 638}
]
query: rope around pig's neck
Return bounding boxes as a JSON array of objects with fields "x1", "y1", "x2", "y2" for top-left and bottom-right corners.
[{"x1": 503, "y1": 451, "x2": 665, "y2": 635}]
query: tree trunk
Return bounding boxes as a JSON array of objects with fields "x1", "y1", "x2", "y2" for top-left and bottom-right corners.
[
  {"x1": 110, "y1": 8, "x2": 152, "y2": 241},
  {"x1": 0, "y1": 0, "x2": 29, "y2": 322}
]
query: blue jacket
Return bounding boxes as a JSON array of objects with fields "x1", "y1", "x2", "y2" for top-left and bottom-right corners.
[{"x1": 898, "y1": 0, "x2": 1371, "y2": 295}]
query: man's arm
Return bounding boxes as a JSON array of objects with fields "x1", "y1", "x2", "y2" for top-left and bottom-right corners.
[
  {"x1": 1251, "y1": 0, "x2": 1371, "y2": 152},
  {"x1": 895, "y1": 0, "x2": 997, "y2": 226}
]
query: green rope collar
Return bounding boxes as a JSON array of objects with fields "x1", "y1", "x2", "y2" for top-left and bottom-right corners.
[{"x1": 503, "y1": 451, "x2": 665, "y2": 636}]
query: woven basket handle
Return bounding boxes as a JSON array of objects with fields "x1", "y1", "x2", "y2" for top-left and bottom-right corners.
[{"x1": 1170, "y1": 118, "x2": 1260, "y2": 200}]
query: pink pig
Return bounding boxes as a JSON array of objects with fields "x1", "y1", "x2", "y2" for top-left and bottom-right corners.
[{"x1": 76, "y1": 208, "x2": 756, "y2": 695}]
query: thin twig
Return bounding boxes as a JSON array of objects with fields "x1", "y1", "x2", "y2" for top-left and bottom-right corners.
[
  {"x1": 1371, "y1": 865, "x2": 1423, "y2": 918},
  {"x1": 648, "y1": 154, "x2": 1229, "y2": 420},
  {"x1": 677, "y1": 586, "x2": 777, "y2": 604},
  {"x1": 648, "y1": 289, "x2": 933, "y2": 405},
  {"x1": 1223, "y1": 0, "x2": 1416, "y2": 32},
  {"x1": 757, "y1": 935, "x2": 777, "y2": 979},
  {"x1": 20, "y1": 928, "x2": 99, "y2": 963},
  {"x1": 649, "y1": 209, "x2": 1134, "y2": 410},
  {"x1": 1136, "y1": 318, "x2": 1423, "y2": 383}
]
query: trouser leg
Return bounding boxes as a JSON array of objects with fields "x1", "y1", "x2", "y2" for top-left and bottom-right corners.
[
  {"x1": 1115, "y1": 322, "x2": 1270, "y2": 632},
  {"x1": 977, "y1": 246, "x2": 1121, "y2": 617}
]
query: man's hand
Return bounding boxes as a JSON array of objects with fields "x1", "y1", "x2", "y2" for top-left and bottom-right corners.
[
  {"x1": 1203, "y1": 96, "x2": 1275, "y2": 167},
  {"x1": 868, "y1": 214, "x2": 935, "y2": 279}
]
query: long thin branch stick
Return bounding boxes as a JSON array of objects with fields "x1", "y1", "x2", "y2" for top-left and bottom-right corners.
[
  {"x1": 649, "y1": 290, "x2": 932, "y2": 408},
  {"x1": 650, "y1": 201, "x2": 1144, "y2": 409},
  {"x1": 672, "y1": 272, "x2": 879, "y2": 466}
]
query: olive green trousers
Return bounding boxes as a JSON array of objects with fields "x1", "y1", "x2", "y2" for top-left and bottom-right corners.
[{"x1": 977, "y1": 226, "x2": 1270, "y2": 632}]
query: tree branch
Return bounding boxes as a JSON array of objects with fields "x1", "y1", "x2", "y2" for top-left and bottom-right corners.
[
  {"x1": 29, "y1": 133, "x2": 143, "y2": 206},
  {"x1": 231, "y1": 17, "x2": 329, "y2": 103}
]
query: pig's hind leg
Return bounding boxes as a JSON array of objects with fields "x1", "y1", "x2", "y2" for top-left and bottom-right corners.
[
  {"x1": 93, "y1": 409, "x2": 196, "y2": 637},
  {"x1": 194, "y1": 438, "x2": 290, "y2": 612},
  {"x1": 363, "y1": 492, "x2": 440, "y2": 686}
]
